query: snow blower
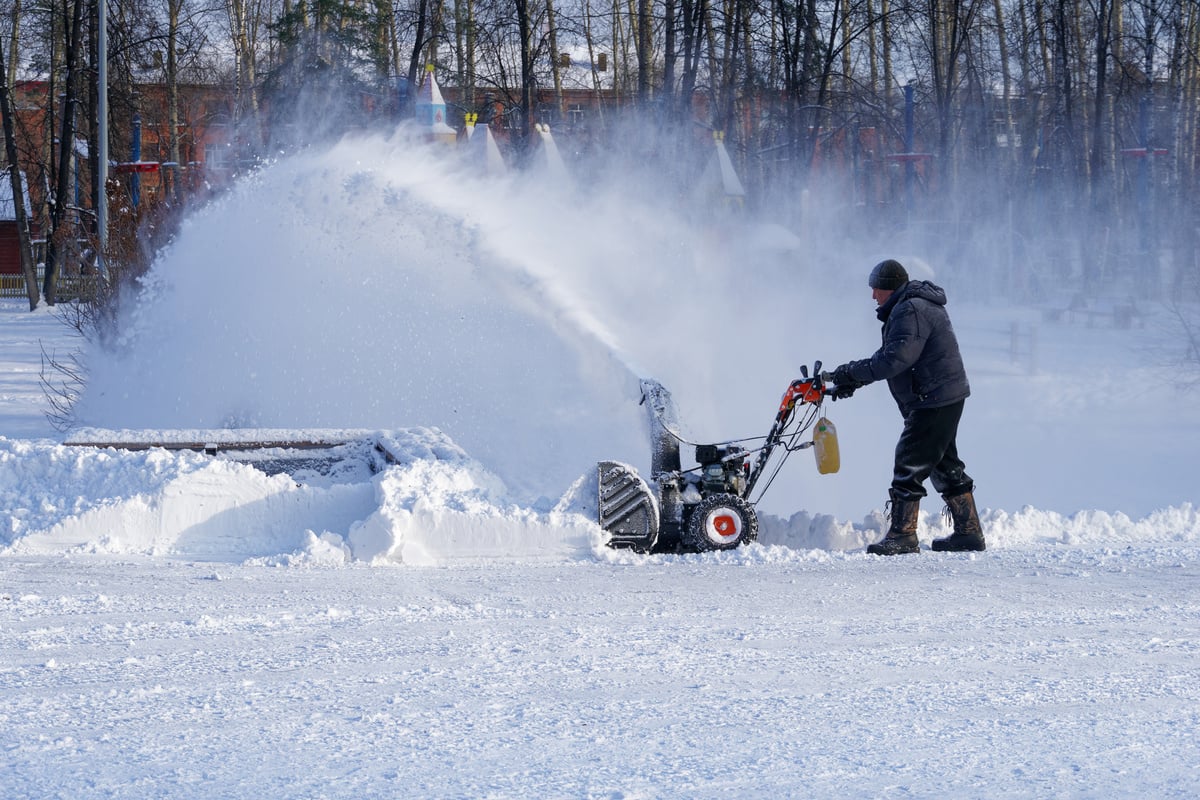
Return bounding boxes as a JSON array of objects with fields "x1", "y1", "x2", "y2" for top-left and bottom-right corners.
[{"x1": 598, "y1": 363, "x2": 841, "y2": 553}]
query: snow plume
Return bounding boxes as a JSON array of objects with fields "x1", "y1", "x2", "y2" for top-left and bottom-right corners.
[
  {"x1": 70, "y1": 128, "x2": 1200, "y2": 522},
  {"x1": 73, "y1": 128, "x2": 876, "y2": 509},
  {"x1": 75, "y1": 134, "x2": 660, "y2": 505}
]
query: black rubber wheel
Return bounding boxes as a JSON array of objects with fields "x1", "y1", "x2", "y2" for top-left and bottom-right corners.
[{"x1": 684, "y1": 493, "x2": 759, "y2": 551}]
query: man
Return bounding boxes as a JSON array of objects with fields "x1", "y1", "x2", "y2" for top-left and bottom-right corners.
[{"x1": 830, "y1": 259, "x2": 985, "y2": 555}]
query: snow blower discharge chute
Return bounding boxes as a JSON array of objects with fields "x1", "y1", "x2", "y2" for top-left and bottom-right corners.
[{"x1": 598, "y1": 363, "x2": 842, "y2": 553}]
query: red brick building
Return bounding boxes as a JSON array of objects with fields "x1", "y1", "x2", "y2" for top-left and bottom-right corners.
[{"x1": 0, "y1": 81, "x2": 243, "y2": 295}]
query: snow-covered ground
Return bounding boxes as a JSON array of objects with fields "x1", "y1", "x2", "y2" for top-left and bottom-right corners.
[
  {"x1": 2, "y1": 131, "x2": 1199, "y2": 796},
  {"x1": 5, "y1": 549, "x2": 1197, "y2": 797}
]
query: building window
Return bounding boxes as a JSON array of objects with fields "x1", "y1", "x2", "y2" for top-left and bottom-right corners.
[{"x1": 205, "y1": 142, "x2": 230, "y2": 168}]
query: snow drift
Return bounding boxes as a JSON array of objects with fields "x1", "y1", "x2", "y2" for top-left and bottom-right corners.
[
  {"x1": 4, "y1": 433, "x2": 1197, "y2": 564},
  {"x1": 0, "y1": 430, "x2": 603, "y2": 564}
]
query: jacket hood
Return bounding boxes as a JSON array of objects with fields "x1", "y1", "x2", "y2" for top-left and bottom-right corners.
[
  {"x1": 876, "y1": 280, "x2": 947, "y2": 321},
  {"x1": 905, "y1": 280, "x2": 947, "y2": 306}
]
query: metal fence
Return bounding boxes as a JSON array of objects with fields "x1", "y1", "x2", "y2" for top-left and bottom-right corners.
[
  {"x1": 1, "y1": 269, "x2": 99, "y2": 300},
  {"x1": 0, "y1": 274, "x2": 23, "y2": 297}
]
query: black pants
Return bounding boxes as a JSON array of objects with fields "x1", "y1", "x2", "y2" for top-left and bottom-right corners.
[{"x1": 892, "y1": 400, "x2": 973, "y2": 501}]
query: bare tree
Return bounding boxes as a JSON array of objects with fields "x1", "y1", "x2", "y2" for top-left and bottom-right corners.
[
  {"x1": 0, "y1": 29, "x2": 38, "y2": 309},
  {"x1": 42, "y1": 0, "x2": 88, "y2": 306}
]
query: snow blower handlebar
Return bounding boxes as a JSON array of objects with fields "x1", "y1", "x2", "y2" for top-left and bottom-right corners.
[
  {"x1": 817, "y1": 369, "x2": 861, "y2": 400},
  {"x1": 772, "y1": 362, "x2": 840, "y2": 422},
  {"x1": 745, "y1": 362, "x2": 838, "y2": 498},
  {"x1": 776, "y1": 374, "x2": 827, "y2": 419}
]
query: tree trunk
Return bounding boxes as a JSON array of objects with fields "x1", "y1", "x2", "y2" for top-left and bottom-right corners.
[
  {"x1": 1054, "y1": 0, "x2": 1073, "y2": 163},
  {"x1": 516, "y1": 0, "x2": 535, "y2": 144},
  {"x1": 426, "y1": 0, "x2": 445, "y2": 68},
  {"x1": 702, "y1": 0, "x2": 720, "y2": 125},
  {"x1": 866, "y1": 0, "x2": 877, "y2": 95},
  {"x1": 928, "y1": 0, "x2": 982, "y2": 162},
  {"x1": 7, "y1": 0, "x2": 20, "y2": 90},
  {"x1": 548, "y1": 0, "x2": 564, "y2": 118},
  {"x1": 0, "y1": 35, "x2": 38, "y2": 309},
  {"x1": 230, "y1": 0, "x2": 262, "y2": 149},
  {"x1": 636, "y1": 0, "x2": 651, "y2": 103},
  {"x1": 883, "y1": 0, "x2": 893, "y2": 94},
  {"x1": 584, "y1": 0, "x2": 606, "y2": 120},
  {"x1": 406, "y1": 0, "x2": 428, "y2": 109},
  {"x1": 679, "y1": 0, "x2": 700, "y2": 118},
  {"x1": 710, "y1": 0, "x2": 743, "y2": 132},
  {"x1": 453, "y1": 0, "x2": 466, "y2": 107},
  {"x1": 44, "y1": 0, "x2": 86, "y2": 306},
  {"x1": 1035, "y1": 0, "x2": 1052, "y2": 86},
  {"x1": 465, "y1": 0, "x2": 476, "y2": 108},
  {"x1": 611, "y1": 0, "x2": 627, "y2": 98},
  {"x1": 1088, "y1": 0, "x2": 1112, "y2": 211},
  {"x1": 840, "y1": 0, "x2": 851, "y2": 93},
  {"x1": 992, "y1": 0, "x2": 1016, "y2": 166},
  {"x1": 1072, "y1": 0, "x2": 1092, "y2": 176},
  {"x1": 662, "y1": 0, "x2": 677, "y2": 118}
]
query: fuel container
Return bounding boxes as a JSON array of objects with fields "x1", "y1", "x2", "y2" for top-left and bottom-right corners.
[{"x1": 813, "y1": 417, "x2": 840, "y2": 474}]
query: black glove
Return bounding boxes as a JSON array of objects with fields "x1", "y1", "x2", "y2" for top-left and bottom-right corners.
[
  {"x1": 828, "y1": 364, "x2": 861, "y2": 400},
  {"x1": 831, "y1": 383, "x2": 857, "y2": 400},
  {"x1": 830, "y1": 364, "x2": 855, "y2": 387}
]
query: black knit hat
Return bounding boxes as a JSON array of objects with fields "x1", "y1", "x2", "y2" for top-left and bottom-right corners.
[{"x1": 868, "y1": 259, "x2": 909, "y2": 290}]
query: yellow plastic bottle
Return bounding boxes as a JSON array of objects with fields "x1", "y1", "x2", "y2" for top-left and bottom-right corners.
[{"x1": 813, "y1": 417, "x2": 840, "y2": 474}]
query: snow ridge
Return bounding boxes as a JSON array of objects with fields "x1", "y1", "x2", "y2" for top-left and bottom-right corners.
[{"x1": 4, "y1": 434, "x2": 1194, "y2": 564}]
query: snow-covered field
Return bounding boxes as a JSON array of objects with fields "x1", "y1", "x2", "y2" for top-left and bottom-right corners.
[
  {"x1": 3, "y1": 132, "x2": 1200, "y2": 797},
  {"x1": 5, "y1": 548, "x2": 1197, "y2": 797}
]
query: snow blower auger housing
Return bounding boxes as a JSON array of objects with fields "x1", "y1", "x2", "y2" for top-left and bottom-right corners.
[{"x1": 598, "y1": 364, "x2": 837, "y2": 553}]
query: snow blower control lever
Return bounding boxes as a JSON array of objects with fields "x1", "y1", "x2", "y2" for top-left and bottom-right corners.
[
  {"x1": 597, "y1": 362, "x2": 845, "y2": 555},
  {"x1": 777, "y1": 362, "x2": 827, "y2": 416},
  {"x1": 744, "y1": 362, "x2": 834, "y2": 499}
]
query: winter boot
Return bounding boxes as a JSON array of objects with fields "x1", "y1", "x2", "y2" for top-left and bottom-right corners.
[
  {"x1": 932, "y1": 491, "x2": 986, "y2": 552},
  {"x1": 867, "y1": 493, "x2": 921, "y2": 555}
]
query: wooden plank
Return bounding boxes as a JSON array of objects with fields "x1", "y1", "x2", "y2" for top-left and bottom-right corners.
[
  {"x1": 65, "y1": 439, "x2": 360, "y2": 453},
  {"x1": 64, "y1": 428, "x2": 379, "y2": 453}
]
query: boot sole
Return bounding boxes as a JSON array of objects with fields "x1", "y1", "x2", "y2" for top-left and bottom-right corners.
[
  {"x1": 931, "y1": 540, "x2": 986, "y2": 552},
  {"x1": 866, "y1": 545, "x2": 921, "y2": 556}
]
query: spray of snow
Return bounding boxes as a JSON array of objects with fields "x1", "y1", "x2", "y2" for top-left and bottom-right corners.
[
  {"x1": 70, "y1": 130, "x2": 902, "y2": 520},
  {"x1": 13, "y1": 125, "x2": 1197, "y2": 561},
  {"x1": 75, "y1": 134, "x2": 662, "y2": 506}
]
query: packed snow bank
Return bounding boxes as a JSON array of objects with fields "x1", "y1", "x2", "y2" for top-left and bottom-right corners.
[
  {"x1": 1, "y1": 429, "x2": 601, "y2": 564},
  {"x1": 4, "y1": 431, "x2": 1196, "y2": 564},
  {"x1": 1, "y1": 434, "x2": 374, "y2": 559},
  {"x1": 758, "y1": 502, "x2": 1200, "y2": 552},
  {"x1": 345, "y1": 431, "x2": 600, "y2": 564}
]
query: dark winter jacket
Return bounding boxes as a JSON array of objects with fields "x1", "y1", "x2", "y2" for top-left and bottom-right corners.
[{"x1": 842, "y1": 280, "x2": 970, "y2": 415}]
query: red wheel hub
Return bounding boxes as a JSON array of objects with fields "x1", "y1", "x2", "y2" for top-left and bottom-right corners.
[{"x1": 712, "y1": 514, "x2": 737, "y2": 536}]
